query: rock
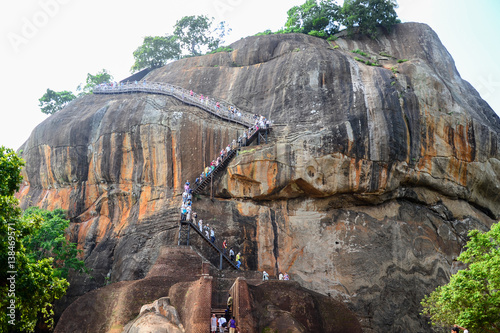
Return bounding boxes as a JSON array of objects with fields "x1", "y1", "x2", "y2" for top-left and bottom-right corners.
[
  {"x1": 124, "y1": 297, "x2": 184, "y2": 333},
  {"x1": 18, "y1": 23, "x2": 500, "y2": 332}
]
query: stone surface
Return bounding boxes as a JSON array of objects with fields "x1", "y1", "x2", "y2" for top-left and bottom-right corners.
[{"x1": 18, "y1": 23, "x2": 500, "y2": 332}]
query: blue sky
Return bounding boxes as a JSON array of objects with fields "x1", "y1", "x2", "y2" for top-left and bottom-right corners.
[{"x1": 1, "y1": 0, "x2": 499, "y2": 150}]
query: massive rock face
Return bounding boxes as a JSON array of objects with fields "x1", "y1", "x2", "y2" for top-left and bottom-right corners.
[{"x1": 18, "y1": 23, "x2": 499, "y2": 332}]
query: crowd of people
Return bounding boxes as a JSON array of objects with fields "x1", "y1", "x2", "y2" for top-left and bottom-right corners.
[
  {"x1": 262, "y1": 270, "x2": 290, "y2": 281},
  {"x1": 179, "y1": 180, "x2": 242, "y2": 269}
]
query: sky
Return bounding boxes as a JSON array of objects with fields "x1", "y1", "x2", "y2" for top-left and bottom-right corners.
[{"x1": 1, "y1": 0, "x2": 499, "y2": 150}]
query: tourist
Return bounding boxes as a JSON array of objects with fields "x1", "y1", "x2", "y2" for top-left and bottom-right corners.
[
  {"x1": 218, "y1": 315, "x2": 226, "y2": 333},
  {"x1": 198, "y1": 219, "x2": 203, "y2": 231},
  {"x1": 236, "y1": 253, "x2": 241, "y2": 269},
  {"x1": 229, "y1": 248, "x2": 235, "y2": 261},
  {"x1": 222, "y1": 239, "x2": 227, "y2": 255},
  {"x1": 211, "y1": 313, "x2": 217, "y2": 333},
  {"x1": 210, "y1": 227, "x2": 215, "y2": 243},
  {"x1": 192, "y1": 211, "x2": 197, "y2": 224},
  {"x1": 279, "y1": 272, "x2": 283, "y2": 280},
  {"x1": 229, "y1": 316, "x2": 236, "y2": 333},
  {"x1": 452, "y1": 324, "x2": 467, "y2": 333},
  {"x1": 227, "y1": 294, "x2": 233, "y2": 312},
  {"x1": 263, "y1": 271, "x2": 269, "y2": 281},
  {"x1": 283, "y1": 272, "x2": 289, "y2": 280}
]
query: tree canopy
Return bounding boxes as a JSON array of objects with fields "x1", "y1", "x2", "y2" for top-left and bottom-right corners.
[
  {"x1": 173, "y1": 15, "x2": 219, "y2": 56},
  {"x1": 131, "y1": 35, "x2": 181, "y2": 73},
  {"x1": 341, "y1": 0, "x2": 400, "y2": 38},
  {"x1": 0, "y1": 147, "x2": 85, "y2": 331},
  {"x1": 281, "y1": 0, "x2": 400, "y2": 39},
  {"x1": 421, "y1": 222, "x2": 500, "y2": 332},
  {"x1": 77, "y1": 69, "x2": 113, "y2": 95},
  {"x1": 285, "y1": 0, "x2": 341, "y2": 36},
  {"x1": 38, "y1": 89, "x2": 76, "y2": 115}
]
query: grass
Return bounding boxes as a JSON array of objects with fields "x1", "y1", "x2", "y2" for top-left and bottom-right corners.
[
  {"x1": 397, "y1": 59, "x2": 409, "y2": 63},
  {"x1": 333, "y1": 45, "x2": 339, "y2": 49},
  {"x1": 209, "y1": 46, "x2": 233, "y2": 54},
  {"x1": 354, "y1": 57, "x2": 381, "y2": 67},
  {"x1": 293, "y1": 47, "x2": 301, "y2": 52},
  {"x1": 379, "y1": 51, "x2": 393, "y2": 58},
  {"x1": 352, "y1": 49, "x2": 368, "y2": 57},
  {"x1": 391, "y1": 66, "x2": 398, "y2": 74}
]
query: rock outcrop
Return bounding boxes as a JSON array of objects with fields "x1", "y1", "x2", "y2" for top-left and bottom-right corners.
[{"x1": 18, "y1": 23, "x2": 500, "y2": 332}]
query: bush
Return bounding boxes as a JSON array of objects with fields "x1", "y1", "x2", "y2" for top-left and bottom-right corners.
[
  {"x1": 209, "y1": 46, "x2": 233, "y2": 54},
  {"x1": 352, "y1": 49, "x2": 368, "y2": 57},
  {"x1": 397, "y1": 59, "x2": 409, "y2": 63}
]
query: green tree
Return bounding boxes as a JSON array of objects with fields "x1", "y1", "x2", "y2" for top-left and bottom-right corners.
[
  {"x1": 22, "y1": 207, "x2": 86, "y2": 279},
  {"x1": 285, "y1": 0, "x2": 341, "y2": 36},
  {"x1": 38, "y1": 89, "x2": 76, "y2": 115},
  {"x1": 77, "y1": 69, "x2": 113, "y2": 95},
  {"x1": 173, "y1": 15, "x2": 229, "y2": 56},
  {"x1": 341, "y1": 0, "x2": 400, "y2": 38},
  {"x1": 0, "y1": 147, "x2": 74, "y2": 331},
  {"x1": 130, "y1": 35, "x2": 181, "y2": 73},
  {"x1": 421, "y1": 222, "x2": 500, "y2": 332}
]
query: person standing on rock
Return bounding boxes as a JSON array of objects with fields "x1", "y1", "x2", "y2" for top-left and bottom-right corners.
[
  {"x1": 211, "y1": 313, "x2": 217, "y2": 333},
  {"x1": 262, "y1": 271, "x2": 269, "y2": 281},
  {"x1": 283, "y1": 272, "x2": 289, "y2": 280},
  {"x1": 279, "y1": 272, "x2": 283, "y2": 280}
]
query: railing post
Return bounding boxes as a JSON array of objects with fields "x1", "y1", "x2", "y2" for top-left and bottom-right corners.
[{"x1": 220, "y1": 252, "x2": 223, "y2": 270}]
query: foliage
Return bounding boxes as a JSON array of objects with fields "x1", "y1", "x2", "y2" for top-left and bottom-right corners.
[
  {"x1": 341, "y1": 0, "x2": 400, "y2": 38},
  {"x1": 285, "y1": 0, "x2": 341, "y2": 36},
  {"x1": 421, "y1": 222, "x2": 500, "y2": 332},
  {"x1": 379, "y1": 51, "x2": 393, "y2": 58},
  {"x1": 173, "y1": 15, "x2": 230, "y2": 56},
  {"x1": 0, "y1": 147, "x2": 70, "y2": 331},
  {"x1": 352, "y1": 48, "x2": 368, "y2": 56},
  {"x1": 397, "y1": 58, "x2": 409, "y2": 63},
  {"x1": 38, "y1": 89, "x2": 76, "y2": 115},
  {"x1": 254, "y1": 29, "x2": 273, "y2": 36},
  {"x1": 131, "y1": 35, "x2": 181, "y2": 73},
  {"x1": 22, "y1": 207, "x2": 86, "y2": 278},
  {"x1": 209, "y1": 46, "x2": 233, "y2": 54},
  {"x1": 77, "y1": 69, "x2": 113, "y2": 95}
]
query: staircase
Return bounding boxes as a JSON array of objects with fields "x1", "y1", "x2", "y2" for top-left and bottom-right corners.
[
  {"x1": 177, "y1": 221, "x2": 239, "y2": 270},
  {"x1": 192, "y1": 127, "x2": 272, "y2": 195}
]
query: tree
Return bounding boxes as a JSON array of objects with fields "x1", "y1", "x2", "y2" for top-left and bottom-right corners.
[
  {"x1": 285, "y1": 0, "x2": 341, "y2": 36},
  {"x1": 0, "y1": 147, "x2": 80, "y2": 331},
  {"x1": 130, "y1": 35, "x2": 181, "y2": 73},
  {"x1": 173, "y1": 15, "x2": 229, "y2": 56},
  {"x1": 77, "y1": 69, "x2": 113, "y2": 95},
  {"x1": 38, "y1": 89, "x2": 76, "y2": 115},
  {"x1": 22, "y1": 207, "x2": 86, "y2": 279},
  {"x1": 421, "y1": 222, "x2": 500, "y2": 332},
  {"x1": 341, "y1": 0, "x2": 400, "y2": 38}
]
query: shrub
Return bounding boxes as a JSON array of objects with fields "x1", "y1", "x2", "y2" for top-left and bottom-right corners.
[
  {"x1": 209, "y1": 46, "x2": 233, "y2": 54},
  {"x1": 352, "y1": 49, "x2": 368, "y2": 57},
  {"x1": 397, "y1": 59, "x2": 409, "y2": 63}
]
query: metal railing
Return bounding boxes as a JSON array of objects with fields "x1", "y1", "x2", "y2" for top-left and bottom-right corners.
[{"x1": 93, "y1": 81, "x2": 256, "y2": 127}]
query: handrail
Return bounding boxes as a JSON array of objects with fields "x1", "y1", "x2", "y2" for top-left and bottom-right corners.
[
  {"x1": 184, "y1": 220, "x2": 239, "y2": 270},
  {"x1": 93, "y1": 81, "x2": 257, "y2": 128}
]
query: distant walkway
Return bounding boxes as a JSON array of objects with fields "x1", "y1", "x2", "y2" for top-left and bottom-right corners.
[{"x1": 93, "y1": 81, "x2": 255, "y2": 127}]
